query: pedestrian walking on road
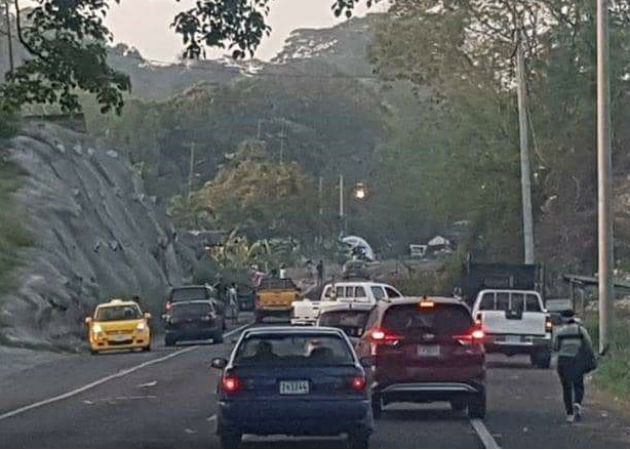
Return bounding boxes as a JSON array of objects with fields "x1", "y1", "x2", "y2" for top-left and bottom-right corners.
[
  {"x1": 316, "y1": 259, "x2": 324, "y2": 286},
  {"x1": 553, "y1": 311, "x2": 597, "y2": 423}
]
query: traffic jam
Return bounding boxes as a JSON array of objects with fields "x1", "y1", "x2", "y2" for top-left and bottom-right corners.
[{"x1": 82, "y1": 263, "x2": 560, "y2": 449}]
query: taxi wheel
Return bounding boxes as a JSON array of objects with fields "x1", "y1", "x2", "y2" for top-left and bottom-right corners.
[
  {"x1": 143, "y1": 344, "x2": 151, "y2": 352},
  {"x1": 219, "y1": 431, "x2": 241, "y2": 448},
  {"x1": 90, "y1": 349, "x2": 98, "y2": 356}
]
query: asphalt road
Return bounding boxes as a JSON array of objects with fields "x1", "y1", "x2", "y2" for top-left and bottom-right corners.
[{"x1": 0, "y1": 320, "x2": 628, "y2": 449}]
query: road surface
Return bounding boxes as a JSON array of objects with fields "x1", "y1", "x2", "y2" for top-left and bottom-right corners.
[{"x1": 0, "y1": 320, "x2": 628, "y2": 449}]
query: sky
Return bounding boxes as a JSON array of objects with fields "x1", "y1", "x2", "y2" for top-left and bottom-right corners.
[{"x1": 105, "y1": 0, "x2": 380, "y2": 63}]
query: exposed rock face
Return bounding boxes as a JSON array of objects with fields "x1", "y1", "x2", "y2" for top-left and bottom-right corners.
[{"x1": 0, "y1": 122, "x2": 195, "y2": 350}]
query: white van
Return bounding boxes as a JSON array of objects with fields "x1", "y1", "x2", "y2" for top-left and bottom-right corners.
[{"x1": 472, "y1": 289, "x2": 552, "y2": 368}]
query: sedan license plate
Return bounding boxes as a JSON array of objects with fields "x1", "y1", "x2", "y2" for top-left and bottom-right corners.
[
  {"x1": 279, "y1": 380, "x2": 309, "y2": 395},
  {"x1": 417, "y1": 345, "x2": 440, "y2": 357},
  {"x1": 505, "y1": 335, "x2": 521, "y2": 344}
]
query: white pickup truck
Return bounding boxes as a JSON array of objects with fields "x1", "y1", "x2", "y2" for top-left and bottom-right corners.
[
  {"x1": 472, "y1": 289, "x2": 552, "y2": 368},
  {"x1": 291, "y1": 281, "x2": 403, "y2": 326}
]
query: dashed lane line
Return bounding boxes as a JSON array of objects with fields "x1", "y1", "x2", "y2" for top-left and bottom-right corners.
[
  {"x1": 0, "y1": 322, "x2": 253, "y2": 422},
  {"x1": 470, "y1": 419, "x2": 501, "y2": 449}
]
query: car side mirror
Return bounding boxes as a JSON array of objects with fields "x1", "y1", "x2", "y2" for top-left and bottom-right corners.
[
  {"x1": 360, "y1": 356, "x2": 375, "y2": 367},
  {"x1": 84, "y1": 317, "x2": 92, "y2": 325},
  {"x1": 211, "y1": 357, "x2": 228, "y2": 370},
  {"x1": 144, "y1": 312, "x2": 152, "y2": 320}
]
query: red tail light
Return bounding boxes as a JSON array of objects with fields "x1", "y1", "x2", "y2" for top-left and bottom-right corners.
[
  {"x1": 350, "y1": 375, "x2": 367, "y2": 392},
  {"x1": 221, "y1": 375, "x2": 241, "y2": 394},
  {"x1": 454, "y1": 325, "x2": 485, "y2": 345},
  {"x1": 369, "y1": 327, "x2": 403, "y2": 346}
]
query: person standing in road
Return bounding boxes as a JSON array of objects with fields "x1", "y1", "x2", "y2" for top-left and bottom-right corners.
[
  {"x1": 316, "y1": 259, "x2": 324, "y2": 286},
  {"x1": 553, "y1": 311, "x2": 597, "y2": 423}
]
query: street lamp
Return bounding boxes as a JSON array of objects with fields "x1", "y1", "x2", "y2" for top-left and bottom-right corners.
[{"x1": 353, "y1": 182, "x2": 368, "y2": 200}]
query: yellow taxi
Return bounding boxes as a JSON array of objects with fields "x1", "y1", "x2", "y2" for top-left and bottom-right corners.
[{"x1": 85, "y1": 299, "x2": 152, "y2": 354}]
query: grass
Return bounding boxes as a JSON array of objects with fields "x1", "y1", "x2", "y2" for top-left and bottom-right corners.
[
  {"x1": 585, "y1": 313, "x2": 630, "y2": 401},
  {"x1": 0, "y1": 159, "x2": 34, "y2": 298}
]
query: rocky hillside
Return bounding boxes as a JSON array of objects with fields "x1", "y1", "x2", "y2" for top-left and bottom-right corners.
[{"x1": 0, "y1": 122, "x2": 195, "y2": 351}]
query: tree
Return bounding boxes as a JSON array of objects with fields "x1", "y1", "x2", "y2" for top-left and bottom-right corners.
[
  {"x1": 191, "y1": 140, "x2": 318, "y2": 241},
  {"x1": 0, "y1": 0, "x2": 372, "y2": 114}
]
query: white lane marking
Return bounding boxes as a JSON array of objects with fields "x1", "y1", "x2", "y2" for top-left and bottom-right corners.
[
  {"x1": 0, "y1": 345, "x2": 197, "y2": 422},
  {"x1": 207, "y1": 414, "x2": 217, "y2": 423},
  {"x1": 470, "y1": 419, "x2": 501, "y2": 449},
  {"x1": 0, "y1": 322, "x2": 253, "y2": 422}
]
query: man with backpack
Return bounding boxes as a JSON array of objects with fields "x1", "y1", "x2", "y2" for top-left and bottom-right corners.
[{"x1": 552, "y1": 310, "x2": 597, "y2": 423}]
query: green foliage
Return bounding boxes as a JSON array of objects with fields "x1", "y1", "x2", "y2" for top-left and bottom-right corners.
[
  {"x1": 586, "y1": 315, "x2": 630, "y2": 401},
  {"x1": 0, "y1": 108, "x2": 21, "y2": 140},
  {"x1": 193, "y1": 140, "x2": 318, "y2": 241},
  {"x1": 0, "y1": 0, "x2": 130, "y2": 114}
]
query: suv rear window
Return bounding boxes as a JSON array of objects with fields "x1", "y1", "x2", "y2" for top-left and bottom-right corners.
[
  {"x1": 383, "y1": 304, "x2": 472, "y2": 336},
  {"x1": 171, "y1": 288, "x2": 209, "y2": 301},
  {"x1": 171, "y1": 303, "x2": 213, "y2": 317}
]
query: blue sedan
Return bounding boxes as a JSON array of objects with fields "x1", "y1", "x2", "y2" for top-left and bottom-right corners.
[{"x1": 211, "y1": 326, "x2": 374, "y2": 448}]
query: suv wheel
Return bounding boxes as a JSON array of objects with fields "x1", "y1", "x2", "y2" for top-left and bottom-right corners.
[
  {"x1": 164, "y1": 337, "x2": 176, "y2": 347},
  {"x1": 371, "y1": 395, "x2": 383, "y2": 419},
  {"x1": 468, "y1": 393, "x2": 486, "y2": 419},
  {"x1": 219, "y1": 431, "x2": 241, "y2": 448},
  {"x1": 254, "y1": 311, "x2": 264, "y2": 323},
  {"x1": 214, "y1": 331, "x2": 224, "y2": 344},
  {"x1": 347, "y1": 431, "x2": 370, "y2": 449}
]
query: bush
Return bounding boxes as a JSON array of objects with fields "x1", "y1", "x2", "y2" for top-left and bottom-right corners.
[{"x1": 585, "y1": 315, "x2": 630, "y2": 401}]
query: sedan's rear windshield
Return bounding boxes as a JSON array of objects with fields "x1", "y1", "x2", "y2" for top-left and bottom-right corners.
[
  {"x1": 234, "y1": 334, "x2": 354, "y2": 366},
  {"x1": 383, "y1": 304, "x2": 472, "y2": 336},
  {"x1": 319, "y1": 311, "x2": 370, "y2": 328},
  {"x1": 95, "y1": 305, "x2": 142, "y2": 321},
  {"x1": 171, "y1": 303, "x2": 212, "y2": 317},
  {"x1": 171, "y1": 288, "x2": 209, "y2": 301}
]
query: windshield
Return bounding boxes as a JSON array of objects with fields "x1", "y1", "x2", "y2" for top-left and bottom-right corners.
[
  {"x1": 171, "y1": 288, "x2": 209, "y2": 302},
  {"x1": 383, "y1": 304, "x2": 472, "y2": 336},
  {"x1": 234, "y1": 334, "x2": 354, "y2": 366},
  {"x1": 95, "y1": 305, "x2": 142, "y2": 322},
  {"x1": 170, "y1": 303, "x2": 212, "y2": 317}
]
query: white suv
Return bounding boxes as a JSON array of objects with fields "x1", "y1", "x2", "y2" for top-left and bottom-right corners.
[
  {"x1": 472, "y1": 289, "x2": 552, "y2": 368},
  {"x1": 291, "y1": 281, "x2": 402, "y2": 326}
]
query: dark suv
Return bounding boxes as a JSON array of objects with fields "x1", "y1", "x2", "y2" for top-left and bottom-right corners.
[
  {"x1": 355, "y1": 297, "x2": 486, "y2": 419},
  {"x1": 163, "y1": 300, "x2": 225, "y2": 346}
]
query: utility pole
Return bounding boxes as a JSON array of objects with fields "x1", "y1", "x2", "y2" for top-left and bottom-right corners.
[
  {"x1": 597, "y1": 0, "x2": 613, "y2": 354},
  {"x1": 4, "y1": 1, "x2": 14, "y2": 72},
  {"x1": 318, "y1": 175, "x2": 324, "y2": 244},
  {"x1": 187, "y1": 142, "x2": 195, "y2": 201},
  {"x1": 339, "y1": 174, "x2": 345, "y2": 237},
  {"x1": 516, "y1": 30, "x2": 535, "y2": 265}
]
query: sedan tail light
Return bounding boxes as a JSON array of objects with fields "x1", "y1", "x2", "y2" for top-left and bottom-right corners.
[
  {"x1": 221, "y1": 374, "x2": 241, "y2": 394},
  {"x1": 350, "y1": 375, "x2": 367, "y2": 392},
  {"x1": 545, "y1": 315, "x2": 553, "y2": 332}
]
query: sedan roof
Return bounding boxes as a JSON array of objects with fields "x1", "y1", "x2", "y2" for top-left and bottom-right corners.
[{"x1": 242, "y1": 326, "x2": 346, "y2": 338}]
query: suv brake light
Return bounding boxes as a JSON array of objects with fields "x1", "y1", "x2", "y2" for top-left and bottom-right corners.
[
  {"x1": 369, "y1": 327, "x2": 403, "y2": 346},
  {"x1": 454, "y1": 325, "x2": 485, "y2": 345}
]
